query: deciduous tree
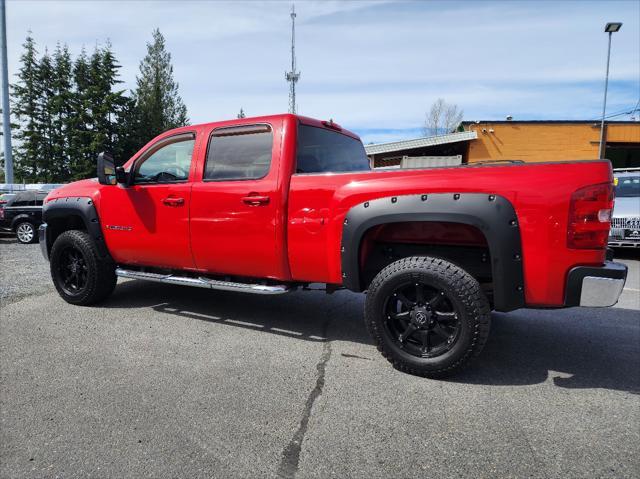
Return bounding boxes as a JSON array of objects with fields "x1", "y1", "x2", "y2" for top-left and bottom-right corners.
[{"x1": 424, "y1": 98, "x2": 464, "y2": 136}]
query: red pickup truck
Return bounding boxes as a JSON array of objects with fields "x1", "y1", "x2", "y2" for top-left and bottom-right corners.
[{"x1": 40, "y1": 114, "x2": 627, "y2": 377}]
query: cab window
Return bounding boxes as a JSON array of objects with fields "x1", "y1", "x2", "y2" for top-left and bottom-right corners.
[
  {"x1": 296, "y1": 124, "x2": 370, "y2": 174},
  {"x1": 204, "y1": 125, "x2": 273, "y2": 181},
  {"x1": 135, "y1": 135, "x2": 195, "y2": 184}
]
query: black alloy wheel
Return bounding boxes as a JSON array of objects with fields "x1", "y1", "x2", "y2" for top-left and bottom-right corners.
[
  {"x1": 55, "y1": 246, "x2": 89, "y2": 296},
  {"x1": 384, "y1": 281, "x2": 462, "y2": 359}
]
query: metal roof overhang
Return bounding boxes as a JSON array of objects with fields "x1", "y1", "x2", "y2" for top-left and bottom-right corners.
[{"x1": 364, "y1": 131, "x2": 477, "y2": 156}]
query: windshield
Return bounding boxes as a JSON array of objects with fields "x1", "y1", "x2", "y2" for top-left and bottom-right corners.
[
  {"x1": 296, "y1": 124, "x2": 370, "y2": 173},
  {"x1": 615, "y1": 175, "x2": 640, "y2": 198}
]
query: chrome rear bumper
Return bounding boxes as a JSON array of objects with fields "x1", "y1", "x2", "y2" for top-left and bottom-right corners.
[{"x1": 565, "y1": 261, "x2": 627, "y2": 307}]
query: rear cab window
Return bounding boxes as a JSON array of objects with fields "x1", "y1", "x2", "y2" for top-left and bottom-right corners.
[{"x1": 296, "y1": 124, "x2": 371, "y2": 174}]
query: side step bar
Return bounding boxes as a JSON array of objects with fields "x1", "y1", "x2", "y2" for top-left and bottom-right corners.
[{"x1": 115, "y1": 268, "x2": 290, "y2": 295}]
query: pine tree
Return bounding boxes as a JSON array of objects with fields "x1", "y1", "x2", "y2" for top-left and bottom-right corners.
[
  {"x1": 50, "y1": 43, "x2": 73, "y2": 181},
  {"x1": 11, "y1": 33, "x2": 178, "y2": 182},
  {"x1": 36, "y1": 49, "x2": 56, "y2": 182},
  {"x1": 113, "y1": 95, "x2": 141, "y2": 165},
  {"x1": 11, "y1": 34, "x2": 41, "y2": 181},
  {"x1": 134, "y1": 29, "x2": 188, "y2": 142}
]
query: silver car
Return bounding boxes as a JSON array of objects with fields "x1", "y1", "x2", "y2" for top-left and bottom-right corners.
[{"x1": 609, "y1": 170, "x2": 640, "y2": 248}]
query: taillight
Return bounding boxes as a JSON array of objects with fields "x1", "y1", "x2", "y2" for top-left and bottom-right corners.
[
  {"x1": 567, "y1": 182, "x2": 614, "y2": 249},
  {"x1": 0, "y1": 208, "x2": 4, "y2": 220}
]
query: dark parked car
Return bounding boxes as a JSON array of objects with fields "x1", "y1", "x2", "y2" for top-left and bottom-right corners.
[{"x1": 0, "y1": 190, "x2": 47, "y2": 244}]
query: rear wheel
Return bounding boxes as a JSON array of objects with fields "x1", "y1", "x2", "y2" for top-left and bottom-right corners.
[
  {"x1": 15, "y1": 221, "x2": 36, "y2": 244},
  {"x1": 365, "y1": 256, "x2": 491, "y2": 378},
  {"x1": 50, "y1": 230, "x2": 117, "y2": 305}
]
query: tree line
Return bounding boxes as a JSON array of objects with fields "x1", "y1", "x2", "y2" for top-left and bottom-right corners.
[{"x1": 5, "y1": 29, "x2": 188, "y2": 183}]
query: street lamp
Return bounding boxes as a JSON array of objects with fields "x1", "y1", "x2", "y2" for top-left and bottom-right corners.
[{"x1": 599, "y1": 22, "x2": 623, "y2": 159}]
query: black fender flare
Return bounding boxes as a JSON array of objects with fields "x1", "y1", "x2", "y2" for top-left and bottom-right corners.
[
  {"x1": 340, "y1": 193, "x2": 525, "y2": 312},
  {"x1": 41, "y1": 196, "x2": 110, "y2": 258}
]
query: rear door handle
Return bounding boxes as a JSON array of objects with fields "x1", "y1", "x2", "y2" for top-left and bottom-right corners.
[
  {"x1": 162, "y1": 197, "x2": 185, "y2": 207},
  {"x1": 241, "y1": 195, "x2": 270, "y2": 206}
]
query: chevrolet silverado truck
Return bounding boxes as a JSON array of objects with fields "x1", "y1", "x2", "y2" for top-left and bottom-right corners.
[{"x1": 39, "y1": 114, "x2": 627, "y2": 377}]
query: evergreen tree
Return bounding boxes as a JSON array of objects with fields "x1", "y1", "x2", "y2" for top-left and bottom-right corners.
[
  {"x1": 112, "y1": 95, "x2": 141, "y2": 165},
  {"x1": 11, "y1": 34, "x2": 41, "y2": 181},
  {"x1": 134, "y1": 29, "x2": 188, "y2": 142},
  {"x1": 11, "y1": 33, "x2": 177, "y2": 182},
  {"x1": 36, "y1": 49, "x2": 55, "y2": 182},
  {"x1": 68, "y1": 47, "x2": 95, "y2": 180},
  {"x1": 50, "y1": 43, "x2": 73, "y2": 180}
]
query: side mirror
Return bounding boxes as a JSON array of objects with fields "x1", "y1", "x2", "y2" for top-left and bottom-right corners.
[{"x1": 97, "y1": 152, "x2": 117, "y2": 185}]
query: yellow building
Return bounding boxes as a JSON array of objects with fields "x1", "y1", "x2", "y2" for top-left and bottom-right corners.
[
  {"x1": 463, "y1": 121, "x2": 640, "y2": 169},
  {"x1": 365, "y1": 121, "x2": 640, "y2": 170}
]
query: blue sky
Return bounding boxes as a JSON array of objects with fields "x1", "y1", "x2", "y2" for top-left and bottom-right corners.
[{"x1": 5, "y1": 0, "x2": 640, "y2": 144}]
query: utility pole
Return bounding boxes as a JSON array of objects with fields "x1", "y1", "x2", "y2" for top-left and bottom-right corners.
[
  {"x1": 285, "y1": 4, "x2": 300, "y2": 114},
  {"x1": 1, "y1": 0, "x2": 13, "y2": 183},
  {"x1": 599, "y1": 22, "x2": 623, "y2": 159}
]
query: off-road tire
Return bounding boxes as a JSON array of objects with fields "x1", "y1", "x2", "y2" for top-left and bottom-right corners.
[
  {"x1": 15, "y1": 221, "x2": 37, "y2": 244},
  {"x1": 50, "y1": 230, "x2": 117, "y2": 305},
  {"x1": 364, "y1": 256, "x2": 491, "y2": 378}
]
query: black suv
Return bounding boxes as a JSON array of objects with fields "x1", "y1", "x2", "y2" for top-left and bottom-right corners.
[{"x1": 0, "y1": 191, "x2": 47, "y2": 244}]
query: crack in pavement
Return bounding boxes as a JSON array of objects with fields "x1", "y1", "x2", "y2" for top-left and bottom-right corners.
[
  {"x1": 276, "y1": 297, "x2": 349, "y2": 478},
  {"x1": 277, "y1": 339, "x2": 332, "y2": 479}
]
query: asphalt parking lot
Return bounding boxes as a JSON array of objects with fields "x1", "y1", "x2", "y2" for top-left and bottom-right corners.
[{"x1": 1, "y1": 233, "x2": 639, "y2": 478}]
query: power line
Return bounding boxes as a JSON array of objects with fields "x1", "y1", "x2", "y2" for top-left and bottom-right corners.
[{"x1": 590, "y1": 102, "x2": 640, "y2": 121}]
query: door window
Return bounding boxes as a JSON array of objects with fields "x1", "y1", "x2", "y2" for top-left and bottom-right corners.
[
  {"x1": 204, "y1": 125, "x2": 273, "y2": 181},
  {"x1": 135, "y1": 135, "x2": 195, "y2": 184}
]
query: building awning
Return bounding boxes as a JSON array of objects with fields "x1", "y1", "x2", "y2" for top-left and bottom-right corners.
[{"x1": 364, "y1": 131, "x2": 477, "y2": 156}]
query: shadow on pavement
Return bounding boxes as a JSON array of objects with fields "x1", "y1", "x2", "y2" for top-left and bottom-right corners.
[
  {"x1": 103, "y1": 279, "x2": 369, "y2": 345},
  {"x1": 105, "y1": 280, "x2": 639, "y2": 393},
  {"x1": 456, "y1": 308, "x2": 640, "y2": 393}
]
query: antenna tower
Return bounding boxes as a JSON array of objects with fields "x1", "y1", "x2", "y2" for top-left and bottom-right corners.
[{"x1": 285, "y1": 4, "x2": 300, "y2": 114}]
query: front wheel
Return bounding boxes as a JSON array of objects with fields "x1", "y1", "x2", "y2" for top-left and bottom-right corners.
[
  {"x1": 50, "y1": 230, "x2": 117, "y2": 305},
  {"x1": 364, "y1": 256, "x2": 491, "y2": 378}
]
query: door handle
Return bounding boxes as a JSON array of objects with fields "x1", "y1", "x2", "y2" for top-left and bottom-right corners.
[
  {"x1": 162, "y1": 197, "x2": 185, "y2": 207},
  {"x1": 241, "y1": 195, "x2": 270, "y2": 206}
]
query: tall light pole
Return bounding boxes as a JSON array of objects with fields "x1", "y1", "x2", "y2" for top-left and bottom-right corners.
[
  {"x1": 0, "y1": 0, "x2": 13, "y2": 184},
  {"x1": 599, "y1": 22, "x2": 623, "y2": 159}
]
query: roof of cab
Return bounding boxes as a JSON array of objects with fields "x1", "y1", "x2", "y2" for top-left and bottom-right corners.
[{"x1": 167, "y1": 113, "x2": 361, "y2": 141}]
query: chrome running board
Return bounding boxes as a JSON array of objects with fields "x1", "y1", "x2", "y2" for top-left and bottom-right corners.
[{"x1": 115, "y1": 268, "x2": 290, "y2": 295}]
